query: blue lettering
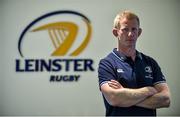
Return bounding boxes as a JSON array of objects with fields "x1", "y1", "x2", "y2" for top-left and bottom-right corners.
[
  {"x1": 40, "y1": 59, "x2": 51, "y2": 71},
  {"x1": 52, "y1": 59, "x2": 62, "y2": 71},
  {"x1": 15, "y1": 59, "x2": 95, "y2": 72},
  {"x1": 16, "y1": 59, "x2": 24, "y2": 72},
  {"x1": 74, "y1": 59, "x2": 83, "y2": 71},
  {"x1": 25, "y1": 59, "x2": 34, "y2": 72},
  {"x1": 35, "y1": 59, "x2": 39, "y2": 71},
  {"x1": 84, "y1": 59, "x2": 94, "y2": 71},
  {"x1": 49, "y1": 75, "x2": 80, "y2": 82},
  {"x1": 64, "y1": 59, "x2": 70, "y2": 71}
]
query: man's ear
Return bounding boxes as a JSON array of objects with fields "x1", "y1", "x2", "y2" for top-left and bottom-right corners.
[
  {"x1": 112, "y1": 28, "x2": 118, "y2": 37},
  {"x1": 138, "y1": 28, "x2": 142, "y2": 37}
]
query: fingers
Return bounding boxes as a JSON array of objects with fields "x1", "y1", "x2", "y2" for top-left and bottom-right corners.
[
  {"x1": 108, "y1": 82, "x2": 120, "y2": 89},
  {"x1": 110, "y1": 79, "x2": 120, "y2": 84},
  {"x1": 108, "y1": 79, "x2": 123, "y2": 89}
]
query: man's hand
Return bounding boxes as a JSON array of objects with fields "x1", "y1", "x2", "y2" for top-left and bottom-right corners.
[
  {"x1": 136, "y1": 83, "x2": 171, "y2": 109},
  {"x1": 108, "y1": 80, "x2": 123, "y2": 89}
]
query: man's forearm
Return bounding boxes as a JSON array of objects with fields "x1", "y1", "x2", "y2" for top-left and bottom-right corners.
[
  {"x1": 111, "y1": 86, "x2": 157, "y2": 107},
  {"x1": 136, "y1": 90, "x2": 170, "y2": 109}
]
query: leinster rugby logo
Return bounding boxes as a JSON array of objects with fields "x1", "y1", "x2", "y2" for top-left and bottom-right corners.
[{"x1": 16, "y1": 10, "x2": 95, "y2": 82}]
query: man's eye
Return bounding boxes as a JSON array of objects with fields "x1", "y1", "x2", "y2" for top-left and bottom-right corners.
[
  {"x1": 122, "y1": 28, "x2": 129, "y2": 32},
  {"x1": 132, "y1": 28, "x2": 137, "y2": 32}
]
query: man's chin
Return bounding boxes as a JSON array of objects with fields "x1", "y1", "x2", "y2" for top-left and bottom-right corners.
[{"x1": 126, "y1": 44, "x2": 136, "y2": 48}]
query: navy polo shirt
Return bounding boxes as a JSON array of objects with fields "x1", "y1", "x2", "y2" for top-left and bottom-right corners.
[{"x1": 98, "y1": 48, "x2": 166, "y2": 116}]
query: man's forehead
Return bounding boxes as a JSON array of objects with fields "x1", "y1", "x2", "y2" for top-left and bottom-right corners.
[{"x1": 120, "y1": 18, "x2": 139, "y2": 27}]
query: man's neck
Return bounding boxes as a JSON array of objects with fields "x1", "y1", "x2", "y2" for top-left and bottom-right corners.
[{"x1": 117, "y1": 47, "x2": 136, "y2": 61}]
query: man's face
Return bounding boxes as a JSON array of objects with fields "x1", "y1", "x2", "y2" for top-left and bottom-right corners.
[{"x1": 116, "y1": 18, "x2": 141, "y2": 48}]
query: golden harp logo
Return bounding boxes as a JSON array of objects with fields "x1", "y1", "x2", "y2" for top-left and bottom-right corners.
[{"x1": 18, "y1": 10, "x2": 92, "y2": 57}]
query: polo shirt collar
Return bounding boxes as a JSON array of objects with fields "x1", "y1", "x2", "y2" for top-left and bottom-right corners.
[{"x1": 112, "y1": 48, "x2": 142, "y2": 61}]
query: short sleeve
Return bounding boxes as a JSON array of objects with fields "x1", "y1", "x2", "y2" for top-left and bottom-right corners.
[
  {"x1": 98, "y1": 59, "x2": 116, "y2": 87},
  {"x1": 151, "y1": 59, "x2": 166, "y2": 85}
]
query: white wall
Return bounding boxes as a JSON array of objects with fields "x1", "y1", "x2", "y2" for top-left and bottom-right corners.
[{"x1": 0, "y1": 0, "x2": 180, "y2": 116}]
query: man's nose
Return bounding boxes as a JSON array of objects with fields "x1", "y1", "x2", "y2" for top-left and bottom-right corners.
[{"x1": 128, "y1": 31, "x2": 133, "y2": 37}]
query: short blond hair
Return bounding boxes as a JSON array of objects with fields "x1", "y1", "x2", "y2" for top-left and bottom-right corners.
[{"x1": 113, "y1": 10, "x2": 140, "y2": 29}]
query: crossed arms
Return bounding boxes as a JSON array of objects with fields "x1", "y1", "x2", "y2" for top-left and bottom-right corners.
[{"x1": 101, "y1": 80, "x2": 171, "y2": 109}]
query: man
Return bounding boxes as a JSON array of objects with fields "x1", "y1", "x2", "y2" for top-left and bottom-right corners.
[{"x1": 98, "y1": 10, "x2": 171, "y2": 116}]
